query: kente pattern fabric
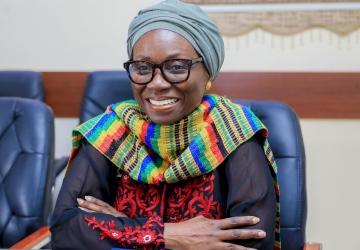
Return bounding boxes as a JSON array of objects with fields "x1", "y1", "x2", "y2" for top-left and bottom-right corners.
[
  {"x1": 69, "y1": 94, "x2": 270, "y2": 183},
  {"x1": 127, "y1": 0, "x2": 224, "y2": 80}
]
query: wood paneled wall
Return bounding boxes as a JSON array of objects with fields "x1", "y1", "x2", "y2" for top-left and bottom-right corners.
[
  {"x1": 43, "y1": 72, "x2": 88, "y2": 117},
  {"x1": 43, "y1": 72, "x2": 360, "y2": 118}
]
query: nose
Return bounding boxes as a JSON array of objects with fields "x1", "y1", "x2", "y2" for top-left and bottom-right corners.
[{"x1": 146, "y1": 68, "x2": 171, "y2": 90}]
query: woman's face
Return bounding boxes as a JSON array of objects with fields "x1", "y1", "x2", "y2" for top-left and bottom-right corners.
[{"x1": 130, "y1": 29, "x2": 210, "y2": 125}]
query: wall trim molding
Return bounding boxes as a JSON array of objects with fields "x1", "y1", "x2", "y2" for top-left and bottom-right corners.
[{"x1": 43, "y1": 71, "x2": 360, "y2": 118}]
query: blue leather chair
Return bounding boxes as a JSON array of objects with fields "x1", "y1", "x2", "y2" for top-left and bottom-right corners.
[
  {"x1": 79, "y1": 71, "x2": 132, "y2": 123},
  {"x1": 55, "y1": 71, "x2": 132, "y2": 169},
  {"x1": 0, "y1": 98, "x2": 54, "y2": 247},
  {"x1": 53, "y1": 71, "x2": 133, "y2": 200},
  {"x1": 234, "y1": 100, "x2": 307, "y2": 250},
  {"x1": 0, "y1": 71, "x2": 44, "y2": 101},
  {"x1": 78, "y1": 72, "x2": 311, "y2": 249},
  {"x1": 51, "y1": 71, "x2": 318, "y2": 249}
]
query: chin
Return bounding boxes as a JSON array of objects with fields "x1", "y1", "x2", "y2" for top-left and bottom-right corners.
[
  {"x1": 144, "y1": 107, "x2": 183, "y2": 125},
  {"x1": 145, "y1": 111, "x2": 181, "y2": 124},
  {"x1": 149, "y1": 116, "x2": 178, "y2": 125}
]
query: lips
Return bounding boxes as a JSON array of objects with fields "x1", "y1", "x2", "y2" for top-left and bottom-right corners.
[{"x1": 148, "y1": 98, "x2": 179, "y2": 107}]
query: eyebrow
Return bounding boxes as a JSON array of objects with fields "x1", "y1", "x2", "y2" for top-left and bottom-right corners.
[
  {"x1": 133, "y1": 56, "x2": 152, "y2": 61},
  {"x1": 133, "y1": 53, "x2": 196, "y2": 62}
]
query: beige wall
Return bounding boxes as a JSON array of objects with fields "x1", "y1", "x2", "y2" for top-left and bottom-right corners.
[
  {"x1": 302, "y1": 120, "x2": 360, "y2": 250},
  {"x1": 1, "y1": 1, "x2": 360, "y2": 249}
]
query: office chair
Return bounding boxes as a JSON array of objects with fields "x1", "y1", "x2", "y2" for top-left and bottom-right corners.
[
  {"x1": 53, "y1": 71, "x2": 133, "y2": 206},
  {"x1": 79, "y1": 71, "x2": 133, "y2": 123},
  {"x1": 22, "y1": 72, "x2": 319, "y2": 249},
  {"x1": 234, "y1": 100, "x2": 313, "y2": 250},
  {"x1": 0, "y1": 98, "x2": 54, "y2": 248},
  {"x1": 54, "y1": 71, "x2": 132, "y2": 170},
  {"x1": 0, "y1": 71, "x2": 44, "y2": 101}
]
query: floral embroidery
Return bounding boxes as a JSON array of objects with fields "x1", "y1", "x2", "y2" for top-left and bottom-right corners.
[
  {"x1": 114, "y1": 173, "x2": 223, "y2": 222},
  {"x1": 85, "y1": 172, "x2": 222, "y2": 249},
  {"x1": 165, "y1": 173, "x2": 223, "y2": 222},
  {"x1": 114, "y1": 175, "x2": 162, "y2": 218},
  {"x1": 84, "y1": 215, "x2": 164, "y2": 250}
]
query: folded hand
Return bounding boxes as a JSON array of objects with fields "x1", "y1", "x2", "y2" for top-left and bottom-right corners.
[
  {"x1": 77, "y1": 195, "x2": 127, "y2": 217},
  {"x1": 165, "y1": 215, "x2": 265, "y2": 250}
]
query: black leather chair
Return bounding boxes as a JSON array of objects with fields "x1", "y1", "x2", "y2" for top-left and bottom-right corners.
[
  {"x1": 234, "y1": 100, "x2": 307, "y2": 250},
  {"x1": 0, "y1": 71, "x2": 44, "y2": 101},
  {"x1": 0, "y1": 98, "x2": 54, "y2": 248}
]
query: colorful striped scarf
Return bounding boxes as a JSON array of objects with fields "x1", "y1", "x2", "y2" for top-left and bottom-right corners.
[
  {"x1": 68, "y1": 94, "x2": 281, "y2": 248},
  {"x1": 69, "y1": 94, "x2": 278, "y2": 184}
]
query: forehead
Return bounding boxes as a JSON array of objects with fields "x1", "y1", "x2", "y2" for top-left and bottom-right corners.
[{"x1": 132, "y1": 29, "x2": 198, "y2": 61}]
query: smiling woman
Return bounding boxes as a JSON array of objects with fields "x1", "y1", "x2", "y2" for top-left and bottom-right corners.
[
  {"x1": 128, "y1": 30, "x2": 210, "y2": 125},
  {"x1": 50, "y1": 0, "x2": 280, "y2": 249}
]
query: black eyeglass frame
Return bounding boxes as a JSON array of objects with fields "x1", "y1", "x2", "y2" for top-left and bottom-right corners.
[{"x1": 123, "y1": 57, "x2": 203, "y2": 85}]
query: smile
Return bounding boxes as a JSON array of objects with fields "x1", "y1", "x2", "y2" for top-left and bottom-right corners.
[{"x1": 148, "y1": 98, "x2": 179, "y2": 106}]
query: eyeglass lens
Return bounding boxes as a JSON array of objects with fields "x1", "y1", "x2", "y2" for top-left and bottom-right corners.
[{"x1": 128, "y1": 59, "x2": 191, "y2": 84}]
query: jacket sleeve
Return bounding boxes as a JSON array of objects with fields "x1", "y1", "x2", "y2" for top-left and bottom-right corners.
[
  {"x1": 50, "y1": 142, "x2": 164, "y2": 250},
  {"x1": 223, "y1": 136, "x2": 277, "y2": 250}
]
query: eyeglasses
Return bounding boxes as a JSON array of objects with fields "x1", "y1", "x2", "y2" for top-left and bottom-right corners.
[{"x1": 123, "y1": 57, "x2": 203, "y2": 85}]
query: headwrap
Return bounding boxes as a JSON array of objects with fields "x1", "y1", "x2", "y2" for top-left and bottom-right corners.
[{"x1": 127, "y1": 0, "x2": 225, "y2": 81}]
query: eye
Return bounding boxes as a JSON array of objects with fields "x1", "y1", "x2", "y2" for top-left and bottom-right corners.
[
  {"x1": 164, "y1": 61, "x2": 188, "y2": 74},
  {"x1": 131, "y1": 62, "x2": 152, "y2": 75}
]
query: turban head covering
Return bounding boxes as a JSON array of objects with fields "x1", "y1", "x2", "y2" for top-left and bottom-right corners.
[{"x1": 127, "y1": 0, "x2": 224, "y2": 81}]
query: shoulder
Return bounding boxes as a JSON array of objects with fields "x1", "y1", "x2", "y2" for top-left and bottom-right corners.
[
  {"x1": 219, "y1": 135, "x2": 274, "y2": 194},
  {"x1": 79, "y1": 141, "x2": 110, "y2": 166},
  {"x1": 210, "y1": 95, "x2": 268, "y2": 140},
  {"x1": 67, "y1": 140, "x2": 111, "y2": 173},
  {"x1": 221, "y1": 135, "x2": 270, "y2": 180},
  {"x1": 227, "y1": 135, "x2": 266, "y2": 163}
]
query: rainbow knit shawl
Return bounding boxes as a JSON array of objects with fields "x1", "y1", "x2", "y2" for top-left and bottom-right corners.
[{"x1": 68, "y1": 94, "x2": 278, "y2": 185}]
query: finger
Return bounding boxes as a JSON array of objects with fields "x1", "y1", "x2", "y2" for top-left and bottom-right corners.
[
  {"x1": 85, "y1": 196, "x2": 113, "y2": 208},
  {"x1": 77, "y1": 198, "x2": 107, "y2": 213},
  {"x1": 215, "y1": 242, "x2": 257, "y2": 250},
  {"x1": 78, "y1": 207, "x2": 95, "y2": 213},
  {"x1": 115, "y1": 211, "x2": 128, "y2": 217},
  {"x1": 215, "y1": 229, "x2": 266, "y2": 241},
  {"x1": 217, "y1": 216, "x2": 260, "y2": 229},
  {"x1": 78, "y1": 198, "x2": 127, "y2": 217},
  {"x1": 84, "y1": 196, "x2": 127, "y2": 217}
]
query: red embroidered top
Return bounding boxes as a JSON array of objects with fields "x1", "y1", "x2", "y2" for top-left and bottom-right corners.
[{"x1": 51, "y1": 137, "x2": 277, "y2": 250}]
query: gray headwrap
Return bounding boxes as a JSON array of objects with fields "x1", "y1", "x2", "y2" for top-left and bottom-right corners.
[{"x1": 127, "y1": 0, "x2": 224, "y2": 81}]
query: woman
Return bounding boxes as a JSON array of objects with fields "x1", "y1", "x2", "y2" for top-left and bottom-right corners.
[{"x1": 51, "y1": 0, "x2": 280, "y2": 249}]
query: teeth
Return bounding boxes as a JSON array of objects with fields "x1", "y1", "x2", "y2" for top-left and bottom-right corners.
[{"x1": 149, "y1": 98, "x2": 178, "y2": 106}]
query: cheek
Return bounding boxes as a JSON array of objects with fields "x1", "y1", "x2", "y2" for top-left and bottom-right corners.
[
  {"x1": 181, "y1": 81, "x2": 206, "y2": 108},
  {"x1": 184, "y1": 68, "x2": 209, "y2": 101},
  {"x1": 131, "y1": 85, "x2": 146, "y2": 106}
]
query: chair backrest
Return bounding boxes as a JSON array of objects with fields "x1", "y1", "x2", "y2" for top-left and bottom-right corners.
[
  {"x1": 0, "y1": 71, "x2": 44, "y2": 101},
  {"x1": 0, "y1": 98, "x2": 54, "y2": 247},
  {"x1": 234, "y1": 100, "x2": 307, "y2": 250},
  {"x1": 53, "y1": 71, "x2": 132, "y2": 197},
  {"x1": 79, "y1": 71, "x2": 132, "y2": 123}
]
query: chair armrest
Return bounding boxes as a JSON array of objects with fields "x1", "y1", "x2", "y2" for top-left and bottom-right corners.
[
  {"x1": 304, "y1": 242, "x2": 322, "y2": 250},
  {"x1": 10, "y1": 226, "x2": 51, "y2": 249},
  {"x1": 9, "y1": 226, "x2": 320, "y2": 250}
]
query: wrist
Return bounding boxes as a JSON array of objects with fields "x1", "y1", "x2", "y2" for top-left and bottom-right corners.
[{"x1": 164, "y1": 223, "x2": 180, "y2": 249}]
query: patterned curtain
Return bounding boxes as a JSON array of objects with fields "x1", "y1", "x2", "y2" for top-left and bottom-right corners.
[
  {"x1": 184, "y1": 0, "x2": 360, "y2": 3},
  {"x1": 183, "y1": 0, "x2": 360, "y2": 37}
]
